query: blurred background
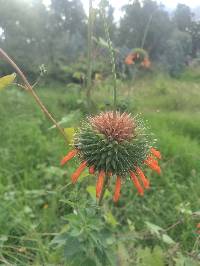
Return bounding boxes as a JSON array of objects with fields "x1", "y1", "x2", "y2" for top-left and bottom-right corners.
[{"x1": 0, "y1": 0, "x2": 200, "y2": 265}]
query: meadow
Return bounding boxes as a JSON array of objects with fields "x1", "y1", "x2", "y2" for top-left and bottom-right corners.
[{"x1": 0, "y1": 67, "x2": 199, "y2": 265}]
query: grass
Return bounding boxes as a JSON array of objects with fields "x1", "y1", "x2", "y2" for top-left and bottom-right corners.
[{"x1": 0, "y1": 70, "x2": 200, "y2": 265}]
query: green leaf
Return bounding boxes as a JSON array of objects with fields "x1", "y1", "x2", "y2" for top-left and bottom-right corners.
[
  {"x1": 64, "y1": 127, "x2": 75, "y2": 144},
  {"x1": 137, "y1": 246, "x2": 165, "y2": 266},
  {"x1": 64, "y1": 236, "x2": 82, "y2": 257},
  {"x1": 145, "y1": 221, "x2": 162, "y2": 236},
  {"x1": 0, "y1": 73, "x2": 16, "y2": 91},
  {"x1": 162, "y1": 234, "x2": 175, "y2": 245},
  {"x1": 86, "y1": 185, "x2": 96, "y2": 200},
  {"x1": 174, "y1": 253, "x2": 200, "y2": 266},
  {"x1": 104, "y1": 211, "x2": 118, "y2": 228}
]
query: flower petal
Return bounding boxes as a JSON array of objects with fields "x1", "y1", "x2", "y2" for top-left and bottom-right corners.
[
  {"x1": 89, "y1": 165, "x2": 95, "y2": 174},
  {"x1": 130, "y1": 171, "x2": 144, "y2": 196},
  {"x1": 113, "y1": 176, "x2": 121, "y2": 202},
  {"x1": 71, "y1": 161, "x2": 87, "y2": 184},
  {"x1": 144, "y1": 156, "x2": 161, "y2": 175},
  {"x1": 61, "y1": 150, "x2": 77, "y2": 166},
  {"x1": 150, "y1": 147, "x2": 161, "y2": 160},
  {"x1": 136, "y1": 167, "x2": 150, "y2": 189},
  {"x1": 96, "y1": 170, "x2": 105, "y2": 198}
]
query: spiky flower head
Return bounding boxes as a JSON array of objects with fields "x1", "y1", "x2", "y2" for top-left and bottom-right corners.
[
  {"x1": 125, "y1": 48, "x2": 151, "y2": 68},
  {"x1": 61, "y1": 111, "x2": 161, "y2": 202}
]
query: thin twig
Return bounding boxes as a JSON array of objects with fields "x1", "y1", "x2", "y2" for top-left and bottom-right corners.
[{"x1": 0, "y1": 48, "x2": 68, "y2": 143}]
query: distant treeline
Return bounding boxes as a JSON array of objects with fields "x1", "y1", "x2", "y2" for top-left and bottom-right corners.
[{"x1": 0, "y1": 0, "x2": 200, "y2": 80}]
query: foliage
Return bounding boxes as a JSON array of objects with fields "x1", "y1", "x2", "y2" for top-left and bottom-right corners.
[
  {"x1": 0, "y1": 72, "x2": 200, "y2": 264},
  {"x1": 162, "y1": 30, "x2": 192, "y2": 77},
  {"x1": 51, "y1": 202, "x2": 116, "y2": 266},
  {"x1": 0, "y1": 0, "x2": 199, "y2": 80},
  {"x1": 0, "y1": 73, "x2": 16, "y2": 91},
  {"x1": 173, "y1": 4, "x2": 193, "y2": 32}
]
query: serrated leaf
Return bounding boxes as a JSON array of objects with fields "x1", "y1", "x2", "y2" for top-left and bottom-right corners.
[
  {"x1": 0, "y1": 73, "x2": 16, "y2": 91},
  {"x1": 162, "y1": 234, "x2": 175, "y2": 245},
  {"x1": 145, "y1": 221, "x2": 162, "y2": 236}
]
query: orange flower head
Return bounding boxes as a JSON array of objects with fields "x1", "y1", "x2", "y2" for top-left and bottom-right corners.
[
  {"x1": 61, "y1": 111, "x2": 162, "y2": 203},
  {"x1": 125, "y1": 48, "x2": 150, "y2": 69}
]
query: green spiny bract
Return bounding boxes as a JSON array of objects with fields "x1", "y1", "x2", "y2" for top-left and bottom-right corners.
[
  {"x1": 74, "y1": 113, "x2": 154, "y2": 177},
  {"x1": 132, "y1": 48, "x2": 148, "y2": 63}
]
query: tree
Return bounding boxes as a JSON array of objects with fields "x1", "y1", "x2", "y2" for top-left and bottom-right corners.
[
  {"x1": 0, "y1": 0, "x2": 87, "y2": 80},
  {"x1": 187, "y1": 21, "x2": 200, "y2": 56},
  {"x1": 173, "y1": 4, "x2": 193, "y2": 32},
  {"x1": 118, "y1": 0, "x2": 172, "y2": 60},
  {"x1": 162, "y1": 30, "x2": 192, "y2": 77}
]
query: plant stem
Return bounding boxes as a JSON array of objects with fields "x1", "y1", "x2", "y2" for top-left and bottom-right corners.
[
  {"x1": 0, "y1": 48, "x2": 68, "y2": 143},
  {"x1": 98, "y1": 175, "x2": 109, "y2": 205},
  {"x1": 86, "y1": 0, "x2": 93, "y2": 106},
  {"x1": 100, "y1": 1, "x2": 117, "y2": 113},
  {"x1": 141, "y1": 11, "x2": 156, "y2": 49}
]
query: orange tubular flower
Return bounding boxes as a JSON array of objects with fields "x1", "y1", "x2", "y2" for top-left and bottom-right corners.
[
  {"x1": 141, "y1": 58, "x2": 151, "y2": 68},
  {"x1": 130, "y1": 171, "x2": 144, "y2": 196},
  {"x1": 71, "y1": 161, "x2": 87, "y2": 184},
  {"x1": 113, "y1": 176, "x2": 121, "y2": 202},
  {"x1": 96, "y1": 170, "x2": 105, "y2": 198},
  {"x1": 150, "y1": 147, "x2": 161, "y2": 160},
  {"x1": 60, "y1": 150, "x2": 77, "y2": 166},
  {"x1": 144, "y1": 156, "x2": 161, "y2": 175},
  {"x1": 125, "y1": 53, "x2": 136, "y2": 65},
  {"x1": 135, "y1": 167, "x2": 150, "y2": 189},
  {"x1": 89, "y1": 165, "x2": 95, "y2": 174}
]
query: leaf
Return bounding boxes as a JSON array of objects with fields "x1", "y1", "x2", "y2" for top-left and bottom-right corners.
[
  {"x1": 86, "y1": 185, "x2": 96, "y2": 200},
  {"x1": 174, "y1": 253, "x2": 200, "y2": 266},
  {"x1": 64, "y1": 127, "x2": 75, "y2": 144},
  {"x1": 145, "y1": 221, "x2": 175, "y2": 245},
  {"x1": 162, "y1": 234, "x2": 175, "y2": 245},
  {"x1": 145, "y1": 221, "x2": 162, "y2": 236},
  {"x1": 99, "y1": 37, "x2": 109, "y2": 48},
  {"x1": 0, "y1": 73, "x2": 16, "y2": 91},
  {"x1": 0, "y1": 235, "x2": 8, "y2": 248},
  {"x1": 137, "y1": 246, "x2": 165, "y2": 266},
  {"x1": 104, "y1": 212, "x2": 118, "y2": 228},
  {"x1": 117, "y1": 243, "x2": 130, "y2": 266},
  {"x1": 63, "y1": 236, "x2": 82, "y2": 257}
]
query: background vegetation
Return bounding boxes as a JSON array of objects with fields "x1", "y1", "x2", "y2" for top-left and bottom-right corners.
[{"x1": 0, "y1": 0, "x2": 200, "y2": 265}]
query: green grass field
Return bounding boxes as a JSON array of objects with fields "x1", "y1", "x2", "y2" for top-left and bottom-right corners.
[{"x1": 0, "y1": 70, "x2": 200, "y2": 265}]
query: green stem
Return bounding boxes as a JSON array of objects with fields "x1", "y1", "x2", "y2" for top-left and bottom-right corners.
[
  {"x1": 141, "y1": 9, "x2": 158, "y2": 49},
  {"x1": 100, "y1": 1, "x2": 117, "y2": 113},
  {"x1": 86, "y1": 0, "x2": 93, "y2": 106}
]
